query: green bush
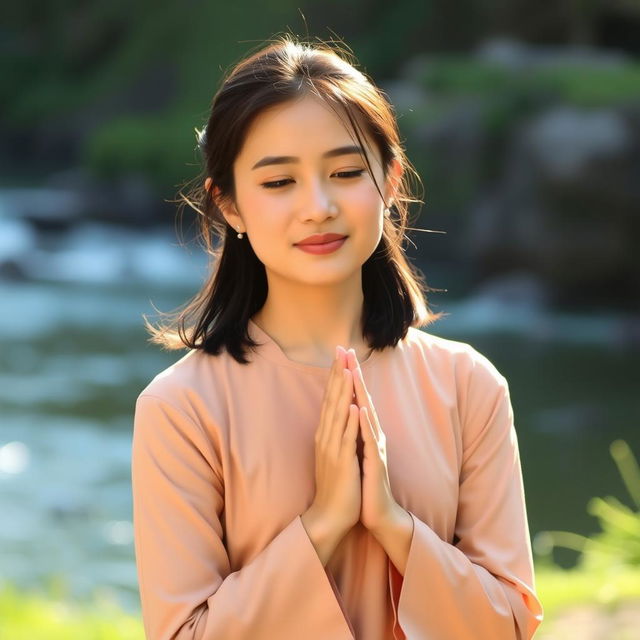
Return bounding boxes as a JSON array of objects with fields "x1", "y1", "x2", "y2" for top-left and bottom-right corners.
[
  {"x1": 413, "y1": 56, "x2": 640, "y2": 107},
  {"x1": 83, "y1": 111, "x2": 200, "y2": 191},
  {"x1": 534, "y1": 440, "x2": 640, "y2": 571}
]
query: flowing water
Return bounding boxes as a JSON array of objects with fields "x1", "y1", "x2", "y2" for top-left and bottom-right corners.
[{"x1": 1, "y1": 215, "x2": 638, "y2": 614}]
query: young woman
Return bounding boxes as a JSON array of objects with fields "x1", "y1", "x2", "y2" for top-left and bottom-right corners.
[{"x1": 131, "y1": 35, "x2": 544, "y2": 640}]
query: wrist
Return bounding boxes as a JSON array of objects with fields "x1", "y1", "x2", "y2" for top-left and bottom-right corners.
[
  {"x1": 370, "y1": 503, "x2": 407, "y2": 540},
  {"x1": 301, "y1": 508, "x2": 347, "y2": 564}
]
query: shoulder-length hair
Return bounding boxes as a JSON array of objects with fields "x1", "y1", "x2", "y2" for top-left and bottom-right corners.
[{"x1": 144, "y1": 34, "x2": 445, "y2": 364}]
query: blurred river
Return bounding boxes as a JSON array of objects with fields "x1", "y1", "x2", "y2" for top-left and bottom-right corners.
[{"x1": 0, "y1": 216, "x2": 638, "y2": 614}]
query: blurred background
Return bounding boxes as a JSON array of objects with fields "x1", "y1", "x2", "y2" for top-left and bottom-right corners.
[{"x1": 1, "y1": 1, "x2": 639, "y2": 637}]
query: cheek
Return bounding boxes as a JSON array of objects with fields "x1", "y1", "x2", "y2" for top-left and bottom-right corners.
[
  {"x1": 352, "y1": 187, "x2": 384, "y2": 229},
  {"x1": 238, "y1": 189, "x2": 284, "y2": 234},
  {"x1": 353, "y1": 178, "x2": 381, "y2": 204},
  {"x1": 351, "y1": 181, "x2": 386, "y2": 230},
  {"x1": 245, "y1": 209, "x2": 292, "y2": 265}
]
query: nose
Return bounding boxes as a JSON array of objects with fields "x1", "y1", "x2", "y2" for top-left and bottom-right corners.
[{"x1": 300, "y1": 178, "x2": 336, "y2": 222}]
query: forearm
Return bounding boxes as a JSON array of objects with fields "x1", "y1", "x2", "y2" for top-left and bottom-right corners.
[
  {"x1": 370, "y1": 504, "x2": 414, "y2": 576},
  {"x1": 301, "y1": 507, "x2": 348, "y2": 567}
]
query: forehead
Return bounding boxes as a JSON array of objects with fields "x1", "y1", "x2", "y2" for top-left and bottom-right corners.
[{"x1": 237, "y1": 94, "x2": 380, "y2": 165}]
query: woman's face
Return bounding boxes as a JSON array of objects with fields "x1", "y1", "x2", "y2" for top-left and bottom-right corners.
[{"x1": 225, "y1": 94, "x2": 401, "y2": 286}]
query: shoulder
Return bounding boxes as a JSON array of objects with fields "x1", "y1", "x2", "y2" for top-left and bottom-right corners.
[
  {"x1": 132, "y1": 349, "x2": 227, "y2": 477},
  {"x1": 135, "y1": 346, "x2": 231, "y2": 412},
  {"x1": 403, "y1": 328, "x2": 512, "y2": 445},
  {"x1": 132, "y1": 347, "x2": 233, "y2": 462},
  {"x1": 403, "y1": 326, "x2": 506, "y2": 385}
]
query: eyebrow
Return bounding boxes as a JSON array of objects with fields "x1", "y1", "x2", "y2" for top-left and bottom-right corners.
[{"x1": 251, "y1": 145, "x2": 364, "y2": 170}]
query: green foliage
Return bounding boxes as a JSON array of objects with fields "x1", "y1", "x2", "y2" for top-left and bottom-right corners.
[
  {"x1": 413, "y1": 56, "x2": 640, "y2": 107},
  {"x1": 524, "y1": 440, "x2": 640, "y2": 632},
  {"x1": 535, "y1": 563, "x2": 640, "y2": 621},
  {"x1": 383, "y1": 56, "x2": 640, "y2": 220},
  {"x1": 539, "y1": 65, "x2": 640, "y2": 107},
  {"x1": 2, "y1": 0, "x2": 178, "y2": 126},
  {"x1": 5, "y1": 3, "x2": 640, "y2": 192},
  {"x1": 3, "y1": 0, "x2": 305, "y2": 190},
  {"x1": 534, "y1": 440, "x2": 640, "y2": 571},
  {"x1": 84, "y1": 112, "x2": 200, "y2": 191},
  {"x1": 415, "y1": 57, "x2": 514, "y2": 94},
  {"x1": 0, "y1": 579, "x2": 143, "y2": 640}
]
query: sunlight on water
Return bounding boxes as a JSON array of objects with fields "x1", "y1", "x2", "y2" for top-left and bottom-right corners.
[
  {"x1": 0, "y1": 441, "x2": 30, "y2": 474},
  {"x1": 0, "y1": 219, "x2": 638, "y2": 613}
]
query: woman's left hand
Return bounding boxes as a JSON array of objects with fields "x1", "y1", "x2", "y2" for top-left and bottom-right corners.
[{"x1": 345, "y1": 349, "x2": 399, "y2": 535}]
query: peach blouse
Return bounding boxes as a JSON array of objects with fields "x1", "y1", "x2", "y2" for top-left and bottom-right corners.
[{"x1": 131, "y1": 319, "x2": 544, "y2": 639}]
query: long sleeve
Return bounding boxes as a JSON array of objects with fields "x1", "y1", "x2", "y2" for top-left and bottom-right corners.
[
  {"x1": 131, "y1": 393, "x2": 355, "y2": 640},
  {"x1": 388, "y1": 353, "x2": 544, "y2": 640}
]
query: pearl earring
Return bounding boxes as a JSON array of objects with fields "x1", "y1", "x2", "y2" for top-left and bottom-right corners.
[
  {"x1": 236, "y1": 226, "x2": 244, "y2": 239},
  {"x1": 384, "y1": 207, "x2": 390, "y2": 216}
]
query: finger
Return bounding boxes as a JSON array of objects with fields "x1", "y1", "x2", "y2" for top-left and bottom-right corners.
[
  {"x1": 347, "y1": 350, "x2": 371, "y2": 413},
  {"x1": 318, "y1": 347, "x2": 345, "y2": 443},
  {"x1": 341, "y1": 404, "x2": 360, "y2": 455},
  {"x1": 363, "y1": 405, "x2": 386, "y2": 454},
  {"x1": 319, "y1": 347, "x2": 353, "y2": 442},
  {"x1": 323, "y1": 350, "x2": 348, "y2": 430},
  {"x1": 327, "y1": 367, "x2": 355, "y2": 456},
  {"x1": 360, "y1": 406, "x2": 376, "y2": 444},
  {"x1": 363, "y1": 389, "x2": 384, "y2": 442},
  {"x1": 360, "y1": 408, "x2": 383, "y2": 468},
  {"x1": 348, "y1": 354, "x2": 383, "y2": 442},
  {"x1": 337, "y1": 366, "x2": 356, "y2": 436}
]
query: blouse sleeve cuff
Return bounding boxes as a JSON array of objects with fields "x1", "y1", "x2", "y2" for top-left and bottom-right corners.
[
  {"x1": 386, "y1": 511, "x2": 541, "y2": 640},
  {"x1": 291, "y1": 515, "x2": 355, "y2": 638}
]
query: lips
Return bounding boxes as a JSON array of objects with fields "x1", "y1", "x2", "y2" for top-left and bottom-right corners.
[
  {"x1": 295, "y1": 233, "x2": 348, "y2": 246},
  {"x1": 295, "y1": 236, "x2": 347, "y2": 255}
]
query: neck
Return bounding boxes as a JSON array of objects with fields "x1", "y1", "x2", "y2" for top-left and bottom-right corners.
[{"x1": 250, "y1": 272, "x2": 371, "y2": 367}]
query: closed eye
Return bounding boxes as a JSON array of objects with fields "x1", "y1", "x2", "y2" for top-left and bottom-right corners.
[{"x1": 261, "y1": 169, "x2": 365, "y2": 190}]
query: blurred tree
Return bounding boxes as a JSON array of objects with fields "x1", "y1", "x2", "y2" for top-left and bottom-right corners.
[
  {"x1": 2, "y1": 0, "x2": 639, "y2": 186},
  {"x1": 303, "y1": 0, "x2": 489, "y2": 79}
]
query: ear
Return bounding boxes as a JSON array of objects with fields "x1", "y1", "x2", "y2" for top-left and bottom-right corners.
[
  {"x1": 385, "y1": 157, "x2": 403, "y2": 207},
  {"x1": 204, "y1": 177, "x2": 224, "y2": 204},
  {"x1": 204, "y1": 178, "x2": 243, "y2": 230}
]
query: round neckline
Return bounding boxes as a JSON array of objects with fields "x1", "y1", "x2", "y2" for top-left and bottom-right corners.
[{"x1": 247, "y1": 318, "x2": 383, "y2": 375}]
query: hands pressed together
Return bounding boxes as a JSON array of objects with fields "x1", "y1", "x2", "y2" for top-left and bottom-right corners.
[{"x1": 309, "y1": 344, "x2": 400, "y2": 539}]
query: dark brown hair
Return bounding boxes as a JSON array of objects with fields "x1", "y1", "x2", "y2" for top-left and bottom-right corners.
[{"x1": 144, "y1": 34, "x2": 445, "y2": 364}]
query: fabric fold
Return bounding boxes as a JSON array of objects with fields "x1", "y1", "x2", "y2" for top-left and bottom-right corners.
[
  {"x1": 130, "y1": 323, "x2": 543, "y2": 639},
  {"x1": 132, "y1": 394, "x2": 355, "y2": 640},
  {"x1": 386, "y1": 372, "x2": 543, "y2": 639}
]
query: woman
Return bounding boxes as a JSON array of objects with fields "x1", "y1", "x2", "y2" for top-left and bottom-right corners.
[{"x1": 131, "y1": 35, "x2": 544, "y2": 639}]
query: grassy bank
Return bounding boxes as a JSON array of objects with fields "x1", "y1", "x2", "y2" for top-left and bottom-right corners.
[
  {"x1": 3, "y1": 439, "x2": 637, "y2": 637},
  {"x1": 0, "y1": 580, "x2": 142, "y2": 640},
  {"x1": 2, "y1": 564, "x2": 639, "y2": 639},
  {"x1": 536, "y1": 565, "x2": 640, "y2": 639}
]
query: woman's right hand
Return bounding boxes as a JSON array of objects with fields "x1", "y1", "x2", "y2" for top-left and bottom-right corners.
[{"x1": 306, "y1": 345, "x2": 361, "y2": 538}]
